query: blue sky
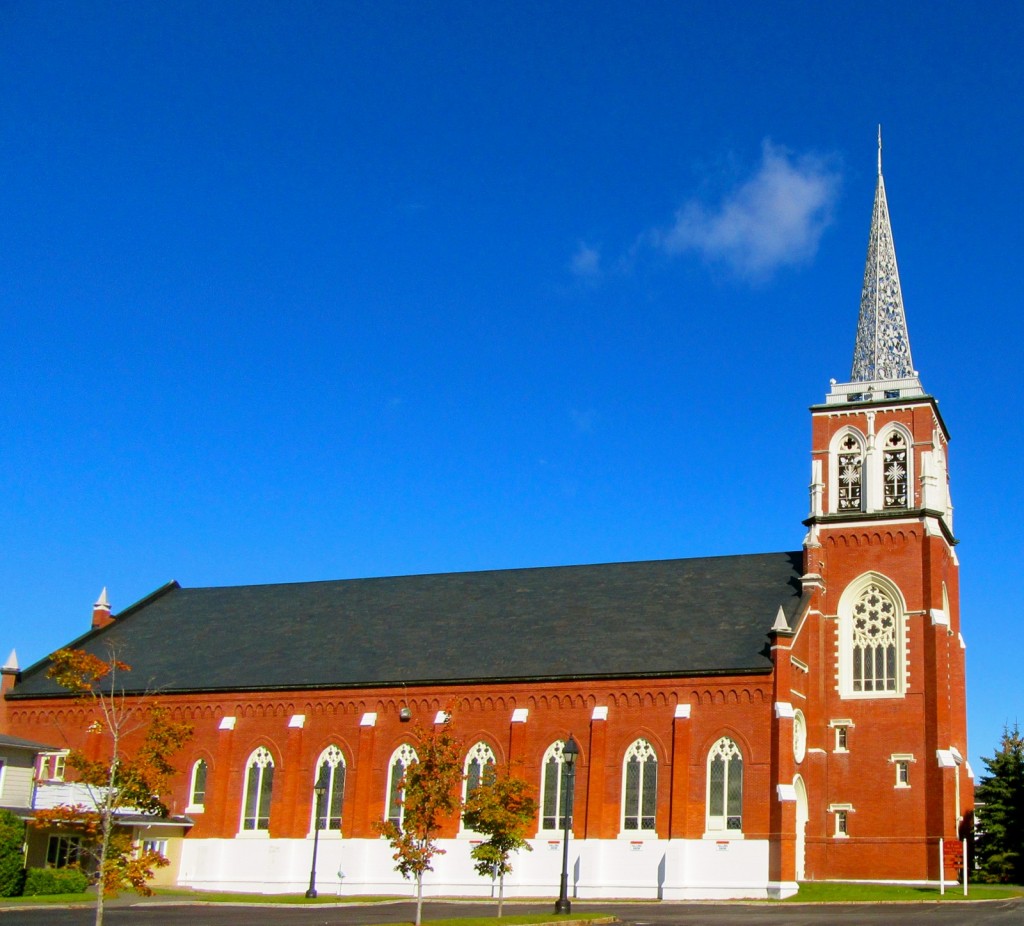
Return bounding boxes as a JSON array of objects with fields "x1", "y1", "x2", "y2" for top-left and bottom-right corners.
[{"x1": 2, "y1": 2, "x2": 1021, "y2": 775}]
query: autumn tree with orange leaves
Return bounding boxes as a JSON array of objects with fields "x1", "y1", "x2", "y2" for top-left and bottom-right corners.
[
  {"x1": 32, "y1": 648, "x2": 191, "y2": 926},
  {"x1": 374, "y1": 712, "x2": 463, "y2": 926}
]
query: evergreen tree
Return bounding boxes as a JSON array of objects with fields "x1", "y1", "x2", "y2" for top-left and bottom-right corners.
[{"x1": 975, "y1": 724, "x2": 1024, "y2": 884}]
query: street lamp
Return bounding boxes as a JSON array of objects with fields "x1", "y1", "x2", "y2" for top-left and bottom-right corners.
[
  {"x1": 305, "y1": 765, "x2": 331, "y2": 898},
  {"x1": 554, "y1": 734, "x2": 579, "y2": 915}
]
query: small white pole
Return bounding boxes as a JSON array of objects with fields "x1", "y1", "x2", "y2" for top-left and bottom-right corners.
[
  {"x1": 939, "y1": 838, "x2": 945, "y2": 895},
  {"x1": 963, "y1": 837, "x2": 968, "y2": 897}
]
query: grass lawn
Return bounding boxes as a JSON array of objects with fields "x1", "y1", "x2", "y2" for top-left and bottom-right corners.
[
  {"x1": 0, "y1": 893, "x2": 93, "y2": 904},
  {"x1": 781, "y1": 881, "x2": 1024, "y2": 902},
  {"x1": 151, "y1": 887, "x2": 404, "y2": 904}
]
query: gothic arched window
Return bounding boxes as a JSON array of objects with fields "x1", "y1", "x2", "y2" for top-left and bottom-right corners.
[
  {"x1": 839, "y1": 574, "x2": 906, "y2": 698},
  {"x1": 706, "y1": 737, "x2": 743, "y2": 833},
  {"x1": 621, "y1": 739, "x2": 658, "y2": 832},
  {"x1": 851, "y1": 582, "x2": 899, "y2": 692},
  {"x1": 464, "y1": 741, "x2": 496, "y2": 800},
  {"x1": 312, "y1": 745, "x2": 346, "y2": 831},
  {"x1": 241, "y1": 747, "x2": 274, "y2": 831},
  {"x1": 540, "y1": 740, "x2": 573, "y2": 831},
  {"x1": 829, "y1": 428, "x2": 866, "y2": 514},
  {"x1": 386, "y1": 744, "x2": 418, "y2": 829},
  {"x1": 882, "y1": 429, "x2": 910, "y2": 509},
  {"x1": 187, "y1": 759, "x2": 208, "y2": 811}
]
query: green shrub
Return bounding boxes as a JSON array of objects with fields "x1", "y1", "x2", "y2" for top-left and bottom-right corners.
[
  {"x1": 23, "y1": 867, "x2": 89, "y2": 896},
  {"x1": 0, "y1": 810, "x2": 25, "y2": 897}
]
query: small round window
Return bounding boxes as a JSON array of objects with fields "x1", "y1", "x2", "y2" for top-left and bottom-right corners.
[{"x1": 793, "y1": 710, "x2": 807, "y2": 764}]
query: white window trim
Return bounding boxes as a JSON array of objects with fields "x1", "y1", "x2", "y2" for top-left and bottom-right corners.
[
  {"x1": 37, "y1": 750, "x2": 69, "y2": 782},
  {"x1": 891, "y1": 753, "x2": 915, "y2": 789},
  {"x1": 704, "y1": 737, "x2": 744, "y2": 838},
  {"x1": 309, "y1": 745, "x2": 346, "y2": 837},
  {"x1": 538, "y1": 740, "x2": 573, "y2": 836},
  {"x1": 384, "y1": 743, "x2": 418, "y2": 831},
  {"x1": 828, "y1": 426, "x2": 866, "y2": 514},
  {"x1": 872, "y1": 423, "x2": 915, "y2": 510},
  {"x1": 238, "y1": 746, "x2": 275, "y2": 835},
  {"x1": 619, "y1": 738, "x2": 658, "y2": 836},
  {"x1": 837, "y1": 573, "x2": 908, "y2": 700},
  {"x1": 793, "y1": 710, "x2": 807, "y2": 764},
  {"x1": 459, "y1": 741, "x2": 497, "y2": 836},
  {"x1": 184, "y1": 758, "x2": 208, "y2": 814},
  {"x1": 829, "y1": 803, "x2": 853, "y2": 838}
]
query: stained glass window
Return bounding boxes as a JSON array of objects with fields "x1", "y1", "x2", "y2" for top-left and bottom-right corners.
[{"x1": 622, "y1": 739, "x2": 657, "y2": 831}]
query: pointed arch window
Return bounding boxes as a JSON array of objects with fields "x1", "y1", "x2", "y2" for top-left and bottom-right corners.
[
  {"x1": 706, "y1": 737, "x2": 743, "y2": 833},
  {"x1": 312, "y1": 745, "x2": 346, "y2": 831},
  {"x1": 386, "y1": 744, "x2": 418, "y2": 829},
  {"x1": 882, "y1": 430, "x2": 909, "y2": 508},
  {"x1": 622, "y1": 739, "x2": 658, "y2": 832},
  {"x1": 461, "y1": 741, "x2": 496, "y2": 832},
  {"x1": 464, "y1": 741, "x2": 496, "y2": 800},
  {"x1": 187, "y1": 759, "x2": 208, "y2": 811},
  {"x1": 837, "y1": 433, "x2": 865, "y2": 511},
  {"x1": 540, "y1": 740, "x2": 573, "y2": 831},
  {"x1": 241, "y1": 747, "x2": 274, "y2": 831},
  {"x1": 851, "y1": 583, "x2": 899, "y2": 692}
]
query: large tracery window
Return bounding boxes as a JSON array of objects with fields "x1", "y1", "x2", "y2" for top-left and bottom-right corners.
[
  {"x1": 622, "y1": 739, "x2": 658, "y2": 832},
  {"x1": 241, "y1": 747, "x2": 275, "y2": 831},
  {"x1": 464, "y1": 741, "x2": 496, "y2": 799},
  {"x1": 386, "y1": 744, "x2": 418, "y2": 829},
  {"x1": 540, "y1": 740, "x2": 573, "y2": 831},
  {"x1": 852, "y1": 583, "x2": 899, "y2": 692},
  {"x1": 313, "y1": 745, "x2": 346, "y2": 831},
  {"x1": 882, "y1": 430, "x2": 909, "y2": 509},
  {"x1": 837, "y1": 433, "x2": 865, "y2": 511},
  {"x1": 706, "y1": 737, "x2": 743, "y2": 833},
  {"x1": 462, "y1": 741, "x2": 497, "y2": 832}
]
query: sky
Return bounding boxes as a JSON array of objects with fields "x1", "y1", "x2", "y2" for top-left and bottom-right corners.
[{"x1": 2, "y1": 2, "x2": 1022, "y2": 776}]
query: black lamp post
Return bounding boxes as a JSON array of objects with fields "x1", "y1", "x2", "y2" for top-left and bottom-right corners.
[
  {"x1": 305, "y1": 765, "x2": 331, "y2": 898},
  {"x1": 554, "y1": 734, "x2": 579, "y2": 915}
]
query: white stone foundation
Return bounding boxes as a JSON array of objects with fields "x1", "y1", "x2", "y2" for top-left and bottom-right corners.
[{"x1": 177, "y1": 834, "x2": 788, "y2": 900}]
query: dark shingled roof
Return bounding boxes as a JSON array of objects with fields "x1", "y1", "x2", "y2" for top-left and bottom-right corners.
[{"x1": 12, "y1": 552, "x2": 804, "y2": 698}]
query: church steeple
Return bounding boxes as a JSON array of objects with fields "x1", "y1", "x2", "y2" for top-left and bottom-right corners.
[
  {"x1": 850, "y1": 128, "x2": 917, "y2": 384},
  {"x1": 824, "y1": 130, "x2": 924, "y2": 406}
]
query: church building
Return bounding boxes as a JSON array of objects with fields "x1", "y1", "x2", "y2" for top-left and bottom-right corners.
[{"x1": 1, "y1": 145, "x2": 970, "y2": 899}]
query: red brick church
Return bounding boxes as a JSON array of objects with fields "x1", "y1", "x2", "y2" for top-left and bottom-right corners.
[{"x1": 1, "y1": 146, "x2": 970, "y2": 899}]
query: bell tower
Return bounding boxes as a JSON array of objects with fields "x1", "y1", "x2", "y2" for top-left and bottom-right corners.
[{"x1": 794, "y1": 132, "x2": 969, "y2": 884}]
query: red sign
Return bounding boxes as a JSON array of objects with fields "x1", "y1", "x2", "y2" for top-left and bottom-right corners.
[{"x1": 943, "y1": 842, "x2": 963, "y2": 867}]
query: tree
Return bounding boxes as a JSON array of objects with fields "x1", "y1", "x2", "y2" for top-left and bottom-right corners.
[
  {"x1": 462, "y1": 764, "x2": 536, "y2": 916},
  {"x1": 975, "y1": 723, "x2": 1024, "y2": 884},
  {"x1": 374, "y1": 713, "x2": 463, "y2": 926},
  {"x1": 0, "y1": 809, "x2": 26, "y2": 897},
  {"x1": 31, "y1": 648, "x2": 192, "y2": 926}
]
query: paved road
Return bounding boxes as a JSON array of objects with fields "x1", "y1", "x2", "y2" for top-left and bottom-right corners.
[{"x1": 1, "y1": 899, "x2": 1022, "y2": 926}]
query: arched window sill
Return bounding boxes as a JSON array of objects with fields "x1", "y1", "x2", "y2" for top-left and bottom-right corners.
[
  {"x1": 702, "y1": 831, "x2": 745, "y2": 840},
  {"x1": 617, "y1": 830, "x2": 658, "y2": 840},
  {"x1": 236, "y1": 829, "x2": 270, "y2": 839},
  {"x1": 184, "y1": 804, "x2": 205, "y2": 814},
  {"x1": 305, "y1": 829, "x2": 344, "y2": 840}
]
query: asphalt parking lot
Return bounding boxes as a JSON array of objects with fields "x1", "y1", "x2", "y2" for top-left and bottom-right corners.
[{"x1": 1, "y1": 898, "x2": 1022, "y2": 926}]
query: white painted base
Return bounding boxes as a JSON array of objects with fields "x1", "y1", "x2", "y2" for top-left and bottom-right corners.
[{"x1": 177, "y1": 835, "x2": 778, "y2": 900}]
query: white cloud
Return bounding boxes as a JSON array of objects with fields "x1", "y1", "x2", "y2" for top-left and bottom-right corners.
[
  {"x1": 656, "y1": 141, "x2": 840, "y2": 279},
  {"x1": 570, "y1": 241, "x2": 602, "y2": 280}
]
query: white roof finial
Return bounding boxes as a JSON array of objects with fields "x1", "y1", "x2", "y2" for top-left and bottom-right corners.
[
  {"x1": 95, "y1": 587, "x2": 110, "y2": 610},
  {"x1": 3, "y1": 649, "x2": 18, "y2": 672},
  {"x1": 877, "y1": 124, "x2": 882, "y2": 176},
  {"x1": 772, "y1": 605, "x2": 791, "y2": 633}
]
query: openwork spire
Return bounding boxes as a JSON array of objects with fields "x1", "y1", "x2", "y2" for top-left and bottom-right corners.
[{"x1": 850, "y1": 129, "x2": 915, "y2": 382}]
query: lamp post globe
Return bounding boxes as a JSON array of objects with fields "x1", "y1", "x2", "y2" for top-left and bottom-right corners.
[{"x1": 554, "y1": 734, "x2": 579, "y2": 915}]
